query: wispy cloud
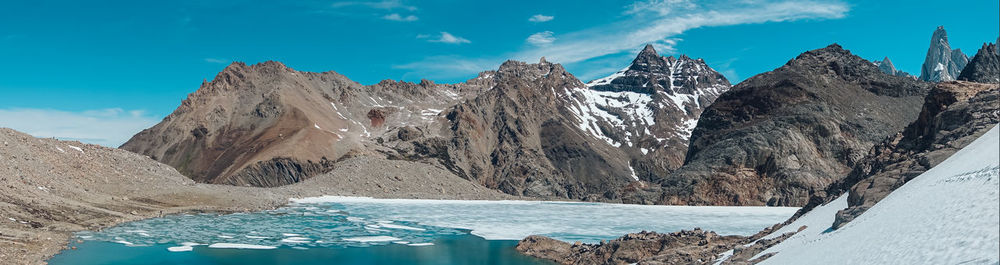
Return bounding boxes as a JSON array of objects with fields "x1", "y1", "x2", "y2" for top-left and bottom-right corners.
[
  {"x1": 331, "y1": 0, "x2": 417, "y2": 11},
  {"x1": 397, "y1": 0, "x2": 848, "y2": 81},
  {"x1": 516, "y1": 0, "x2": 849, "y2": 64},
  {"x1": 392, "y1": 56, "x2": 498, "y2": 80},
  {"x1": 624, "y1": 0, "x2": 696, "y2": 15},
  {"x1": 419, "y1": 32, "x2": 471, "y2": 44},
  {"x1": 528, "y1": 14, "x2": 554, "y2": 22},
  {"x1": 204, "y1": 58, "x2": 229, "y2": 64},
  {"x1": 0, "y1": 108, "x2": 160, "y2": 147},
  {"x1": 383, "y1": 13, "x2": 418, "y2": 21},
  {"x1": 526, "y1": 31, "x2": 556, "y2": 47}
]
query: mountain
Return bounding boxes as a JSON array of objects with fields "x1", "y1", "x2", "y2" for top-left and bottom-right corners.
[
  {"x1": 659, "y1": 44, "x2": 930, "y2": 206},
  {"x1": 958, "y1": 40, "x2": 1000, "y2": 83},
  {"x1": 382, "y1": 58, "x2": 637, "y2": 199},
  {"x1": 123, "y1": 45, "x2": 731, "y2": 201},
  {"x1": 121, "y1": 61, "x2": 490, "y2": 187},
  {"x1": 873, "y1": 57, "x2": 914, "y2": 78},
  {"x1": 919, "y1": 26, "x2": 969, "y2": 82},
  {"x1": 583, "y1": 44, "x2": 731, "y2": 174}
]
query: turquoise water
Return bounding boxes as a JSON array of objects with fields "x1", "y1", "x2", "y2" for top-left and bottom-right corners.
[
  {"x1": 51, "y1": 197, "x2": 797, "y2": 264},
  {"x1": 52, "y1": 235, "x2": 552, "y2": 265}
]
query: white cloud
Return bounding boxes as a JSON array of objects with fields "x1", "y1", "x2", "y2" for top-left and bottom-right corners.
[
  {"x1": 204, "y1": 58, "x2": 228, "y2": 64},
  {"x1": 516, "y1": 0, "x2": 848, "y2": 64},
  {"x1": 624, "y1": 0, "x2": 696, "y2": 16},
  {"x1": 392, "y1": 56, "x2": 498, "y2": 80},
  {"x1": 395, "y1": 0, "x2": 847, "y2": 82},
  {"x1": 528, "y1": 14, "x2": 554, "y2": 22},
  {"x1": 383, "y1": 13, "x2": 418, "y2": 21},
  {"x1": 331, "y1": 0, "x2": 417, "y2": 11},
  {"x1": 0, "y1": 108, "x2": 160, "y2": 147},
  {"x1": 526, "y1": 31, "x2": 556, "y2": 47},
  {"x1": 421, "y1": 32, "x2": 470, "y2": 44}
]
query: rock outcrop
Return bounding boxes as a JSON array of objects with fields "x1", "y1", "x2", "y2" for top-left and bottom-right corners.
[
  {"x1": 825, "y1": 81, "x2": 999, "y2": 228},
  {"x1": 920, "y1": 26, "x2": 969, "y2": 82},
  {"x1": 517, "y1": 229, "x2": 744, "y2": 265},
  {"x1": 958, "y1": 41, "x2": 1000, "y2": 83},
  {"x1": 659, "y1": 44, "x2": 930, "y2": 206}
]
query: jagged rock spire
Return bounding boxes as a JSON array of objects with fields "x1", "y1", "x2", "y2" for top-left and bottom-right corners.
[{"x1": 920, "y1": 26, "x2": 969, "y2": 81}]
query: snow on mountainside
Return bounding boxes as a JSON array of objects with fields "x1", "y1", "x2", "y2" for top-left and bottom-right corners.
[
  {"x1": 747, "y1": 125, "x2": 999, "y2": 264},
  {"x1": 576, "y1": 44, "x2": 731, "y2": 172}
]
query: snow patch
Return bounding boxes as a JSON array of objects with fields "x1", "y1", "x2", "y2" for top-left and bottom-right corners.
[
  {"x1": 67, "y1": 145, "x2": 83, "y2": 153},
  {"x1": 343, "y1": 236, "x2": 401, "y2": 242},
  {"x1": 208, "y1": 243, "x2": 277, "y2": 250}
]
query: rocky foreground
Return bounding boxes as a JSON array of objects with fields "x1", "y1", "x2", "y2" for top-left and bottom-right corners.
[{"x1": 0, "y1": 128, "x2": 513, "y2": 265}]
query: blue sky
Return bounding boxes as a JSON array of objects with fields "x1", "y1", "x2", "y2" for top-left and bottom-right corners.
[{"x1": 1, "y1": 0, "x2": 997, "y2": 146}]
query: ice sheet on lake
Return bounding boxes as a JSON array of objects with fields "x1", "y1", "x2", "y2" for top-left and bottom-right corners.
[
  {"x1": 74, "y1": 193, "x2": 796, "y2": 252},
  {"x1": 290, "y1": 196, "x2": 797, "y2": 242}
]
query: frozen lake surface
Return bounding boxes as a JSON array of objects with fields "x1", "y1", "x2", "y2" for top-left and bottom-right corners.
[{"x1": 55, "y1": 197, "x2": 797, "y2": 264}]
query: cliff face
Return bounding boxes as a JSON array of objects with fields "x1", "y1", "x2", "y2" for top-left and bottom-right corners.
[{"x1": 660, "y1": 44, "x2": 930, "y2": 206}]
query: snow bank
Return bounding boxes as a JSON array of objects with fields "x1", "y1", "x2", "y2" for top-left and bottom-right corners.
[
  {"x1": 754, "y1": 125, "x2": 1000, "y2": 264},
  {"x1": 207, "y1": 243, "x2": 277, "y2": 250}
]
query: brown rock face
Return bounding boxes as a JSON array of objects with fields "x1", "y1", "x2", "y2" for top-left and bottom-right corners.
[
  {"x1": 386, "y1": 59, "x2": 635, "y2": 199},
  {"x1": 660, "y1": 44, "x2": 931, "y2": 206},
  {"x1": 121, "y1": 61, "x2": 485, "y2": 187},
  {"x1": 517, "y1": 230, "x2": 745, "y2": 265}
]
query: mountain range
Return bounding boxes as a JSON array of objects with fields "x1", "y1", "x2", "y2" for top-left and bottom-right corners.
[{"x1": 119, "y1": 26, "x2": 996, "y2": 208}]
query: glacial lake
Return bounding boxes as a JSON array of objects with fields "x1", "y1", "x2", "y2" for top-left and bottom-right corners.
[{"x1": 51, "y1": 196, "x2": 798, "y2": 265}]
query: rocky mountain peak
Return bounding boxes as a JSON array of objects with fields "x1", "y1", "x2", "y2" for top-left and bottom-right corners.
[
  {"x1": 874, "y1": 56, "x2": 914, "y2": 78},
  {"x1": 920, "y1": 26, "x2": 969, "y2": 82},
  {"x1": 958, "y1": 41, "x2": 1000, "y2": 83},
  {"x1": 564, "y1": 44, "x2": 732, "y2": 178}
]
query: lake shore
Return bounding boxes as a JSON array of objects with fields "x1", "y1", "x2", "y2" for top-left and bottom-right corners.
[{"x1": 0, "y1": 128, "x2": 519, "y2": 265}]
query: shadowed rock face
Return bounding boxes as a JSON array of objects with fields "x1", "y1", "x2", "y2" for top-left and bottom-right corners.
[
  {"x1": 659, "y1": 44, "x2": 930, "y2": 206},
  {"x1": 958, "y1": 41, "x2": 1000, "y2": 84},
  {"x1": 920, "y1": 26, "x2": 969, "y2": 82}
]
